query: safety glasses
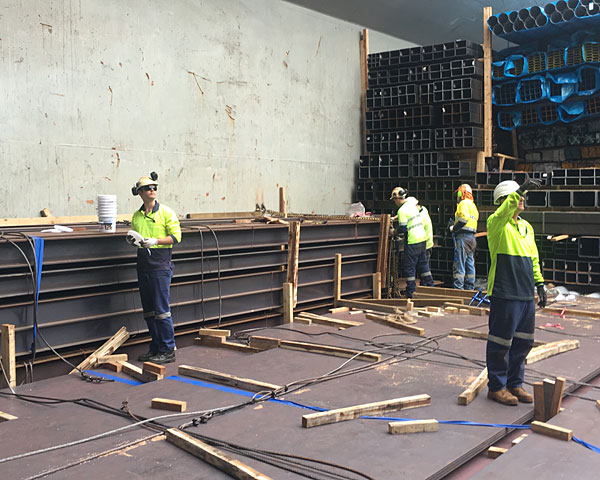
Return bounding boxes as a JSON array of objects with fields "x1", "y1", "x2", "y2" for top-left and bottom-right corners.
[{"x1": 140, "y1": 185, "x2": 157, "y2": 192}]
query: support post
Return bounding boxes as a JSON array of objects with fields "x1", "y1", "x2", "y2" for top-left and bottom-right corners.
[
  {"x1": 360, "y1": 29, "x2": 369, "y2": 156},
  {"x1": 283, "y1": 282, "x2": 293, "y2": 324},
  {"x1": 279, "y1": 186, "x2": 286, "y2": 217},
  {"x1": 372, "y1": 272, "x2": 381, "y2": 300},
  {"x1": 481, "y1": 6, "x2": 493, "y2": 172},
  {"x1": 286, "y1": 221, "x2": 300, "y2": 307},
  {"x1": 1, "y1": 324, "x2": 16, "y2": 389},
  {"x1": 377, "y1": 214, "x2": 391, "y2": 289},
  {"x1": 333, "y1": 253, "x2": 342, "y2": 307}
]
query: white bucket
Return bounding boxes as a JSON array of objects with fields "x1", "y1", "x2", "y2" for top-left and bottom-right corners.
[{"x1": 97, "y1": 194, "x2": 117, "y2": 233}]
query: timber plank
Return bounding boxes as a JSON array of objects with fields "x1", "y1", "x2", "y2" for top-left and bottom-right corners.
[
  {"x1": 336, "y1": 299, "x2": 402, "y2": 314},
  {"x1": 0, "y1": 411, "x2": 18, "y2": 422},
  {"x1": 178, "y1": 365, "x2": 281, "y2": 393},
  {"x1": 530, "y1": 421, "x2": 572, "y2": 442},
  {"x1": 69, "y1": 327, "x2": 130, "y2": 374},
  {"x1": 296, "y1": 312, "x2": 362, "y2": 328},
  {"x1": 279, "y1": 339, "x2": 381, "y2": 363},
  {"x1": 198, "y1": 328, "x2": 231, "y2": 338},
  {"x1": 526, "y1": 340, "x2": 580, "y2": 365},
  {"x1": 451, "y1": 328, "x2": 545, "y2": 347},
  {"x1": 1, "y1": 324, "x2": 16, "y2": 389},
  {"x1": 548, "y1": 377, "x2": 566, "y2": 419},
  {"x1": 458, "y1": 368, "x2": 488, "y2": 406},
  {"x1": 388, "y1": 419, "x2": 438, "y2": 435},
  {"x1": 365, "y1": 313, "x2": 424, "y2": 336},
  {"x1": 151, "y1": 398, "x2": 187, "y2": 412},
  {"x1": 165, "y1": 428, "x2": 274, "y2": 480},
  {"x1": 302, "y1": 394, "x2": 431, "y2": 428},
  {"x1": 121, "y1": 361, "x2": 163, "y2": 383}
]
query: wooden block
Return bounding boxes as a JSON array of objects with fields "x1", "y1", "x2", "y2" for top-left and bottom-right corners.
[
  {"x1": 548, "y1": 377, "x2": 566, "y2": 419},
  {"x1": 487, "y1": 446, "x2": 508, "y2": 459},
  {"x1": 0, "y1": 411, "x2": 18, "y2": 422},
  {"x1": 166, "y1": 428, "x2": 274, "y2": 480},
  {"x1": 596, "y1": 399, "x2": 600, "y2": 410},
  {"x1": 99, "y1": 360, "x2": 122, "y2": 373},
  {"x1": 249, "y1": 336, "x2": 281, "y2": 351},
  {"x1": 121, "y1": 361, "x2": 163, "y2": 383},
  {"x1": 302, "y1": 394, "x2": 431, "y2": 428},
  {"x1": 329, "y1": 307, "x2": 349, "y2": 314},
  {"x1": 179, "y1": 365, "x2": 281, "y2": 393},
  {"x1": 279, "y1": 339, "x2": 381, "y2": 362},
  {"x1": 459, "y1": 309, "x2": 470, "y2": 315},
  {"x1": 418, "y1": 310, "x2": 435, "y2": 318},
  {"x1": 293, "y1": 316, "x2": 312, "y2": 325},
  {"x1": 151, "y1": 397, "x2": 187, "y2": 412},
  {"x1": 426, "y1": 306, "x2": 441, "y2": 313},
  {"x1": 348, "y1": 309, "x2": 364, "y2": 315},
  {"x1": 530, "y1": 421, "x2": 572, "y2": 441},
  {"x1": 197, "y1": 328, "x2": 231, "y2": 338},
  {"x1": 445, "y1": 302, "x2": 488, "y2": 316},
  {"x1": 388, "y1": 419, "x2": 438, "y2": 435},
  {"x1": 406, "y1": 300, "x2": 413, "y2": 312},
  {"x1": 526, "y1": 340, "x2": 580, "y2": 365},
  {"x1": 40, "y1": 208, "x2": 51, "y2": 217},
  {"x1": 233, "y1": 219, "x2": 252, "y2": 223},
  {"x1": 458, "y1": 368, "x2": 488, "y2": 406},
  {"x1": 451, "y1": 328, "x2": 488, "y2": 341},
  {"x1": 533, "y1": 382, "x2": 546, "y2": 422},
  {"x1": 283, "y1": 282, "x2": 294, "y2": 324},
  {"x1": 195, "y1": 335, "x2": 224, "y2": 347},
  {"x1": 94, "y1": 354, "x2": 128, "y2": 364},
  {"x1": 143, "y1": 362, "x2": 166, "y2": 376},
  {"x1": 512, "y1": 433, "x2": 528, "y2": 446},
  {"x1": 69, "y1": 327, "x2": 130, "y2": 374},
  {"x1": 445, "y1": 306, "x2": 458, "y2": 314}
]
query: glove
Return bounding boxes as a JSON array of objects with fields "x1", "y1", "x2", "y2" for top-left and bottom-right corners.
[
  {"x1": 141, "y1": 238, "x2": 159, "y2": 248},
  {"x1": 517, "y1": 175, "x2": 542, "y2": 196},
  {"x1": 125, "y1": 229, "x2": 144, "y2": 247},
  {"x1": 448, "y1": 224, "x2": 454, "y2": 233},
  {"x1": 536, "y1": 284, "x2": 547, "y2": 309}
]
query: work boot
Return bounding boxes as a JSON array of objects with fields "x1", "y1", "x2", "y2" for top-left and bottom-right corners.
[
  {"x1": 148, "y1": 351, "x2": 176, "y2": 365},
  {"x1": 487, "y1": 388, "x2": 518, "y2": 406},
  {"x1": 508, "y1": 386, "x2": 533, "y2": 403},
  {"x1": 137, "y1": 350, "x2": 157, "y2": 362}
]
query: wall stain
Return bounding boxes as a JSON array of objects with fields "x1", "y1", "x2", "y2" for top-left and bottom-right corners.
[
  {"x1": 187, "y1": 71, "x2": 204, "y2": 96},
  {"x1": 316, "y1": 36, "x2": 322, "y2": 56},
  {"x1": 108, "y1": 86, "x2": 113, "y2": 106},
  {"x1": 116, "y1": 152, "x2": 120, "y2": 168}
]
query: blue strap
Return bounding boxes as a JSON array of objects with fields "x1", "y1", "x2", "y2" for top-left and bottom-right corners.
[
  {"x1": 28, "y1": 236, "x2": 45, "y2": 354},
  {"x1": 573, "y1": 436, "x2": 600, "y2": 453}
]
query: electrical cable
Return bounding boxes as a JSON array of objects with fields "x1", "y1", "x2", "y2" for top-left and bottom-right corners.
[{"x1": 190, "y1": 224, "x2": 222, "y2": 326}]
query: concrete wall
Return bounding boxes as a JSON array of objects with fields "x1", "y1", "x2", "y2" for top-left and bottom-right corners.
[{"x1": 0, "y1": 0, "x2": 404, "y2": 218}]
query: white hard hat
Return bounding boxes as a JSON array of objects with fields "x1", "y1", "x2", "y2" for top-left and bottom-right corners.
[
  {"x1": 390, "y1": 186, "x2": 407, "y2": 200},
  {"x1": 493, "y1": 180, "x2": 520, "y2": 205}
]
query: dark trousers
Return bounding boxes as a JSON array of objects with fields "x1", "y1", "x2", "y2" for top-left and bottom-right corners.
[
  {"x1": 486, "y1": 297, "x2": 535, "y2": 392},
  {"x1": 138, "y1": 268, "x2": 175, "y2": 353},
  {"x1": 403, "y1": 241, "x2": 434, "y2": 296}
]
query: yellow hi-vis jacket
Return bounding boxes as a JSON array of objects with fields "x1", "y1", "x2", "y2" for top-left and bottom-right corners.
[
  {"x1": 454, "y1": 198, "x2": 479, "y2": 233},
  {"x1": 397, "y1": 197, "x2": 427, "y2": 245},
  {"x1": 486, "y1": 192, "x2": 543, "y2": 300}
]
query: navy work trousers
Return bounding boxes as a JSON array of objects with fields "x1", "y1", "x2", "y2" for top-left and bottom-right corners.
[
  {"x1": 138, "y1": 267, "x2": 175, "y2": 354},
  {"x1": 403, "y1": 241, "x2": 434, "y2": 297},
  {"x1": 486, "y1": 297, "x2": 535, "y2": 392}
]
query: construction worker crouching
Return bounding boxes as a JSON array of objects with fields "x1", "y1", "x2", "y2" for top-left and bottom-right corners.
[
  {"x1": 126, "y1": 172, "x2": 182, "y2": 364},
  {"x1": 390, "y1": 187, "x2": 434, "y2": 298},
  {"x1": 486, "y1": 177, "x2": 546, "y2": 406},
  {"x1": 450, "y1": 184, "x2": 479, "y2": 290}
]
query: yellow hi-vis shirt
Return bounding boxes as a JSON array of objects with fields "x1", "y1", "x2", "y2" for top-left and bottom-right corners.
[
  {"x1": 397, "y1": 197, "x2": 427, "y2": 245},
  {"x1": 486, "y1": 192, "x2": 543, "y2": 300},
  {"x1": 132, "y1": 201, "x2": 182, "y2": 271},
  {"x1": 454, "y1": 198, "x2": 479, "y2": 233}
]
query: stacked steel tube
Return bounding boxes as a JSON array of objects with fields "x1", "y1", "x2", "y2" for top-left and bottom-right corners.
[
  {"x1": 488, "y1": 1, "x2": 600, "y2": 44},
  {"x1": 357, "y1": 41, "x2": 483, "y2": 284}
]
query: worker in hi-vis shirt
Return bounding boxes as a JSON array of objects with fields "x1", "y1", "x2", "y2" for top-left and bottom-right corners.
[
  {"x1": 485, "y1": 177, "x2": 547, "y2": 406},
  {"x1": 449, "y1": 184, "x2": 479, "y2": 290},
  {"x1": 390, "y1": 186, "x2": 434, "y2": 298},
  {"x1": 126, "y1": 172, "x2": 182, "y2": 365}
]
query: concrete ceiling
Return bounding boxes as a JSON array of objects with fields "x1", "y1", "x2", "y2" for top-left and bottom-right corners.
[{"x1": 284, "y1": 0, "x2": 546, "y2": 45}]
